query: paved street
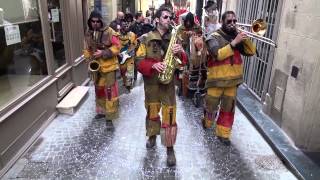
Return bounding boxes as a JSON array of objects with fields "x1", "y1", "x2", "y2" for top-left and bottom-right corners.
[{"x1": 3, "y1": 77, "x2": 296, "y2": 180}]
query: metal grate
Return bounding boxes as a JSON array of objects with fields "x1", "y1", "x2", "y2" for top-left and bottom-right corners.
[{"x1": 236, "y1": 0, "x2": 282, "y2": 101}]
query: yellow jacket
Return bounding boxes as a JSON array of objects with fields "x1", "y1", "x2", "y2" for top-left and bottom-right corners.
[
  {"x1": 206, "y1": 29, "x2": 256, "y2": 87},
  {"x1": 84, "y1": 27, "x2": 120, "y2": 73}
]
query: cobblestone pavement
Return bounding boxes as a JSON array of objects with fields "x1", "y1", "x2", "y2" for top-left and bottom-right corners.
[{"x1": 3, "y1": 77, "x2": 297, "y2": 180}]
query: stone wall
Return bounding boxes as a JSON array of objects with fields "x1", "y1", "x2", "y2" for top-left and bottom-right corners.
[{"x1": 266, "y1": 0, "x2": 320, "y2": 151}]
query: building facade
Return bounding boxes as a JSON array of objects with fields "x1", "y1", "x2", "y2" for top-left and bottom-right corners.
[
  {"x1": 264, "y1": 0, "x2": 320, "y2": 152},
  {"x1": 223, "y1": 0, "x2": 320, "y2": 152},
  {"x1": 0, "y1": 0, "x2": 105, "y2": 176}
]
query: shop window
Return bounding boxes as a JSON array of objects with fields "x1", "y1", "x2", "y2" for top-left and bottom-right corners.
[
  {"x1": 0, "y1": 0, "x2": 48, "y2": 108},
  {"x1": 48, "y1": 0, "x2": 66, "y2": 70}
]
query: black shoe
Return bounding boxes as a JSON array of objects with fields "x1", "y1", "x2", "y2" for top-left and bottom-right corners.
[
  {"x1": 201, "y1": 118, "x2": 206, "y2": 129},
  {"x1": 105, "y1": 120, "x2": 114, "y2": 129},
  {"x1": 217, "y1": 137, "x2": 231, "y2": 146},
  {"x1": 146, "y1": 135, "x2": 156, "y2": 149},
  {"x1": 126, "y1": 86, "x2": 131, "y2": 92},
  {"x1": 94, "y1": 114, "x2": 105, "y2": 119},
  {"x1": 167, "y1": 147, "x2": 176, "y2": 167}
]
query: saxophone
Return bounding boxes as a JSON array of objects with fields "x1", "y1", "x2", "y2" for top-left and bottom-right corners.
[
  {"x1": 87, "y1": 30, "x2": 102, "y2": 81},
  {"x1": 158, "y1": 24, "x2": 182, "y2": 84}
]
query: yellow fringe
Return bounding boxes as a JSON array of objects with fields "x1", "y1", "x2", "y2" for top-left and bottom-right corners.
[
  {"x1": 216, "y1": 125, "x2": 231, "y2": 139},
  {"x1": 162, "y1": 105, "x2": 176, "y2": 125},
  {"x1": 146, "y1": 102, "x2": 161, "y2": 119},
  {"x1": 106, "y1": 97, "x2": 119, "y2": 113},
  {"x1": 207, "y1": 86, "x2": 237, "y2": 97},
  {"x1": 207, "y1": 64, "x2": 243, "y2": 80}
]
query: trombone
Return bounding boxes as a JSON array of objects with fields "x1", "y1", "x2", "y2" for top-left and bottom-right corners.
[{"x1": 237, "y1": 19, "x2": 277, "y2": 47}]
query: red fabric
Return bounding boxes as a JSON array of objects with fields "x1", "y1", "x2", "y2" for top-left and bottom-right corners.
[
  {"x1": 95, "y1": 86, "x2": 106, "y2": 98},
  {"x1": 207, "y1": 50, "x2": 242, "y2": 67},
  {"x1": 174, "y1": 9, "x2": 188, "y2": 24},
  {"x1": 96, "y1": 81, "x2": 119, "y2": 99},
  {"x1": 216, "y1": 111, "x2": 235, "y2": 128},
  {"x1": 194, "y1": 15, "x2": 200, "y2": 25},
  {"x1": 161, "y1": 123, "x2": 177, "y2": 128},
  {"x1": 137, "y1": 58, "x2": 160, "y2": 77},
  {"x1": 120, "y1": 65, "x2": 127, "y2": 76},
  {"x1": 149, "y1": 116, "x2": 160, "y2": 121},
  {"x1": 111, "y1": 35, "x2": 120, "y2": 47},
  {"x1": 180, "y1": 51, "x2": 188, "y2": 65},
  {"x1": 110, "y1": 81, "x2": 119, "y2": 98}
]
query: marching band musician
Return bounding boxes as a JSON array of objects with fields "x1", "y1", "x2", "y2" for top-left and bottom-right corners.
[
  {"x1": 176, "y1": 12, "x2": 203, "y2": 97},
  {"x1": 177, "y1": 12, "x2": 202, "y2": 56},
  {"x1": 203, "y1": 11, "x2": 256, "y2": 145},
  {"x1": 118, "y1": 15, "x2": 138, "y2": 91},
  {"x1": 83, "y1": 11, "x2": 121, "y2": 128},
  {"x1": 135, "y1": 7, "x2": 187, "y2": 166}
]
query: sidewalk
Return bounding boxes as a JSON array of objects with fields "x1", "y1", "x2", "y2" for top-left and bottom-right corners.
[{"x1": 237, "y1": 85, "x2": 320, "y2": 180}]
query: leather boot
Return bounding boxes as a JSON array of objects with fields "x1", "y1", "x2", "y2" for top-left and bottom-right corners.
[
  {"x1": 146, "y1": 135, "x2": 156, "y2": 148},
  {"x1": 94, "y1": 114, "x2": 105, "y2": 120},
  {"x1": 166, "y1": 147, "x2": 176, "y2": 167},
  {"x1": 126, "y1": 86, "x2": 131, "y2": 92},
  {"x1": 201, "y1": 118, "x2": 207, "y2": 129},
  {"x1": 217, "y1": 136, "x2": 231, "y2": 146},
  {"x1": 105, "y1": 120, "x2": 114, "y2": 130}
]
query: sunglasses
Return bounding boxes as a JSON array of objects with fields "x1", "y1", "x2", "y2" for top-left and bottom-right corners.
[
  {"x1": 162, "y1": 15, "x2": 173, "y2": 20},
  {"x1": 226, "y1": 19, "x2": 237, "y2": 24},
  {"x1": 91, "y1": 20, "x2": 100, "y2": 24}
]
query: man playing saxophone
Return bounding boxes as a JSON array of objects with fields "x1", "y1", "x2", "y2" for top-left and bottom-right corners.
[
  {"x1": 83, "y1": 11, "x2": 121, "y2": 128},
  {"x1": 136, "y1": 7, "x2": 187, "y2": 166}
]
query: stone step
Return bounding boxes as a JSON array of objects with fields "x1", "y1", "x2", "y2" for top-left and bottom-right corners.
[{"x1": 56, "y1": 86, "x2": 89, "y2": 115}]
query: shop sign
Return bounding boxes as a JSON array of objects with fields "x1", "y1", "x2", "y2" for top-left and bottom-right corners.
[
  {"x1": 4, "y1": 25, "x2": 21, "y2": 46},
  {"x1": 51, "y1": 8, "x2": 60, "y2": 22}
]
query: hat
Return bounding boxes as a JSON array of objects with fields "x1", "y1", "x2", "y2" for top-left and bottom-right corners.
[
  {"x1": 87, "y1": 10, "x2": 104, "y2": 30},
  {"x1": 204, "y1": 0, "x2": 217, "y2": 10}
]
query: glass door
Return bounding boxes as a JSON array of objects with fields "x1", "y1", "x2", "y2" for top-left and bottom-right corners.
[
  {"x1": 0, "y1": 0, "x2": 48, "y2": 108},
  {"x1": 47, "y1": 0, "x2": 66, "y2": 70}
]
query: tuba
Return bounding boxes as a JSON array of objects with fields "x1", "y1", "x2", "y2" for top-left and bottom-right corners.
[
  {"x1": 158, "y1": 24, "x2": 182, "y2": 84},
  {"x1": 87, "y1": 30, "x2": 102, "y2": 81}
]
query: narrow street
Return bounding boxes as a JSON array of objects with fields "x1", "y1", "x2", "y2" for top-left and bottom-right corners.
[{"x1": 3, "y1": 77, "x2": 296, "y2": 180}]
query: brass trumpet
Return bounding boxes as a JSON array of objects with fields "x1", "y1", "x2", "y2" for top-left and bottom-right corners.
[{"x1": 237, "y1": 19, "x2": 277, "y2": 47}]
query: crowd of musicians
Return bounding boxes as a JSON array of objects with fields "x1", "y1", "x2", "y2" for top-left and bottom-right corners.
[{"x1": 83, "y1": 0, "x2": 256, "y2": 167}]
